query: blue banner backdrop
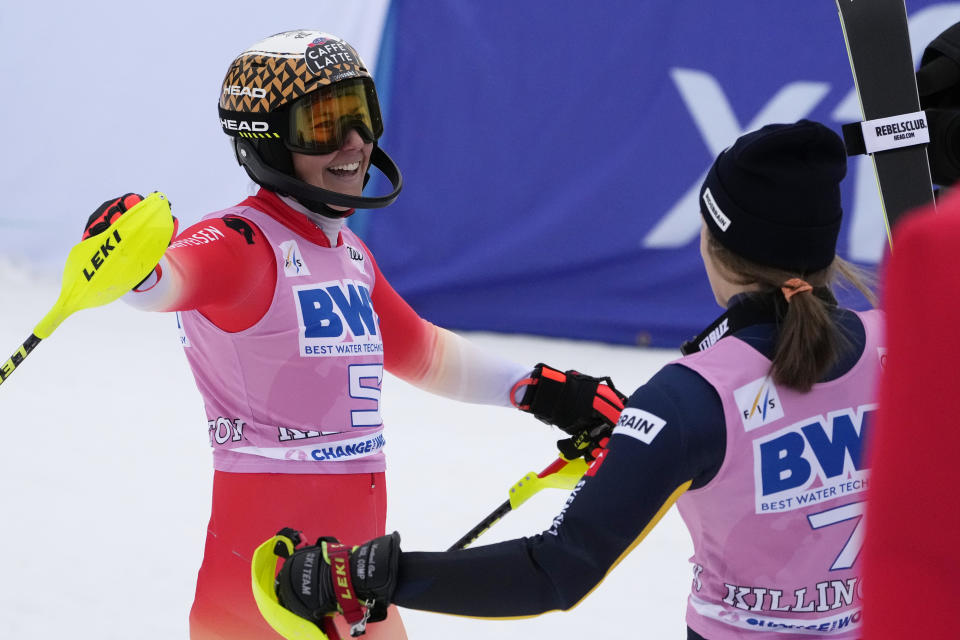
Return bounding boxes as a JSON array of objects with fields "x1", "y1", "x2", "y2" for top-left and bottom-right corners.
[{"x1": 360, "y1": 1, "x2": 960, "y2": 348}]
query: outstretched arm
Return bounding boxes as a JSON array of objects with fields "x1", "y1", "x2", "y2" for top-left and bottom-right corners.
[
  {"x1": 391, "y1": 367, "x2": 719, "y2": 617},
  {"x1": 265, "y1": 365, "x2": 725, "y2": 628},
  {"x1": 122, "y1": 214, "x2": 276, "y2": 332},
  {"x1": 365, "y1": 241, "x2": 625, "y2": 434},
  {"x1": 365, "y1": 243, "x2": 529, "y2": 406}
]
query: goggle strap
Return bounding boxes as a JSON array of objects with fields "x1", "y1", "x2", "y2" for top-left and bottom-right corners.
[{"x1": 218, "y1": 107, "x2": 286, "y2": 139}]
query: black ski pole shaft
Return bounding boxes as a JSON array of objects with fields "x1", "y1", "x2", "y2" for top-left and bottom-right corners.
[
  {"x1": 0, "y1": 334, "x2": 42, "y2": 387},
  {"x1": 448, "y1": 456, "x2": 587, "y2": 551},
  {"x1": 447, "y1": 499, "x2": 513, "y2": 551}
]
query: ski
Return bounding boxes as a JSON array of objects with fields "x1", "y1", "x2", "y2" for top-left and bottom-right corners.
[{"x1": 836, "y1": 0, "x2": 936, "y2": 243}]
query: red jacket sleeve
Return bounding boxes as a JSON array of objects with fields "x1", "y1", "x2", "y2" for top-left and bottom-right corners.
[{"x1": 127, "y1": 215, "x2": 276, "y2": 332}]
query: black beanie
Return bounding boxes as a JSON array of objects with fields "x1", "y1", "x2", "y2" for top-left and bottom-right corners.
[{"x1": 699, "y1": 119, "x2": 847, "y2": 273}]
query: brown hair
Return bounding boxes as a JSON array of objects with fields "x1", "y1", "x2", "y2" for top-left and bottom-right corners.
[{"x1": 705, "y1": 233, "x2": 876, "y2": 392}]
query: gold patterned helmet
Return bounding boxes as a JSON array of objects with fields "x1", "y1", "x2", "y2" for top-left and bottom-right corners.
[{"x1": 218, "y1": 30, "x2": 401, "y2": 213}]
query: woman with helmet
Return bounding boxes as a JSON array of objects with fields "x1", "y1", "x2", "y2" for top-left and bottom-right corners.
[
  {"x1": 80, "y1": 30, "x2": 626, "y2": 640},
  {"x1": 264, "y1": 120, "x2": 882, "y2": 640}
]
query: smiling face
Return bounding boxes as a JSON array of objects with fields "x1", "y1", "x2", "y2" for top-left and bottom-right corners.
[{"x1": 290, "y1": 129, "x2": 373, "y2": 209}]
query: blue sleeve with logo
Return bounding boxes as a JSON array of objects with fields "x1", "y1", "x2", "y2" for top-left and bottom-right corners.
[{"x1": 392, "y1": 364, "x2": 725, "y2": 616}]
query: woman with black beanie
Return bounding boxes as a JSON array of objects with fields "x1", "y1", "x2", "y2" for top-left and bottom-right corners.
[{"x1": 262, "y1": 120, "x2": 881, "y2": 640}]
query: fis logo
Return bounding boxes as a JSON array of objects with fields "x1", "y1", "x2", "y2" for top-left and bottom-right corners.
[
  {"x1": 753, "y1": 404, "x2": 873, "y2": 514},
  {"x1": 280, "y1": 240, "x2": 310, "y2": 277},
  {"x1": 294, "y1": 279, "x2": 383, "y2": 357},
  {"x1": 613, "y1": 408, "x2": 667, "y2": 444},
  {"x1": 734, "y1": 376, "x2": 784, "y2": 432}
]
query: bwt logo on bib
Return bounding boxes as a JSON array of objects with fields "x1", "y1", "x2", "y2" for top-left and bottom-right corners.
[
  {"x1": 294, "y1": 279, "x2": 384, "y2": 358},
  {"x1": 752, "y1": 404, "x2": 873, "y2": 514}
]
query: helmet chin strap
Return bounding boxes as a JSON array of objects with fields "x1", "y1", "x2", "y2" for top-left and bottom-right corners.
[
  {"x1": 279, "y1": 193, "x2": 352, "y2": 231},
  {"x1": 234, "y1": 139, "x2": 403, "y2": 216},
  {"x1": 301, "y1": 200, "x2": 355, "y2": 221}
]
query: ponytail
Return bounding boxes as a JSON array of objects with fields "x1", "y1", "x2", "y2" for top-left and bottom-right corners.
[
  {"x1": 773, "y1": 284, "x2": 837, "y2": 392},
  {"x1": 706, "y1": 234, "x2": 876, "y2": 392}
]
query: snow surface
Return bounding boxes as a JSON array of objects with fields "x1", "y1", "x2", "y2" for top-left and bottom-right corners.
[{"x1": 0, "y1": 262, "x2": 693, "y2": 639}]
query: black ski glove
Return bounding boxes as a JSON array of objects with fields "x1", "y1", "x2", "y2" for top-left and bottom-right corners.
[
  {"x1": 82, "y1": 192, "x2": 177, "y2": 290},
  {"x1": 83, "y1": 193, "x2": 144, "y2": 239},
  {"x1": 512, "y1": 363, "x2": 627, "y2": 460},
  {"x1": 556, "y1": 424, "x2": 613, "y2": 462},
  {"x1": 83, "y1": 192, "x2": 179, "y2": 240},
  {"x1": 275, "y1": 531, "x2": 402, "y2": 637}
]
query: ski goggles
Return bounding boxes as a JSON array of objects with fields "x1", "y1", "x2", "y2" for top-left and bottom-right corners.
[{"x1": 286, "y1": 78, "x2": 384, "y2": 154}]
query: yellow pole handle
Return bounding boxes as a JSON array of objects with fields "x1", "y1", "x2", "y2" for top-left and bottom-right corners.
[
  {"x1": 251, "y1": 535, "x2": 333, "y2": 640},
  {"x1": 507, "y1": 456, "x2": 589, "y2": 510},
  {"x1": 34, "y1": 192, "x2": 174, "y2": 339}
]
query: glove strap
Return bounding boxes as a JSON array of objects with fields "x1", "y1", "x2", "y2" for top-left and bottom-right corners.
[
  {"x1": 593, "y1": 381, "x2": 626, "y2": 424},
  {"x1": 585, "y1": 436, "x2": 611, "y2": 477},
  {"x1": 325, "y1": 543, "x2": 371, "y2": 637},
  {"x1": 511, "y1": 365, "x2": 567, "y2": 418},
  {"x1": 510, "y1": 376, "x2": 537, "y2": 409}
]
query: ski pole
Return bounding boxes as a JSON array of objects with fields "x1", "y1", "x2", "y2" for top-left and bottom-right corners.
[
  {"x1": 0, "y1": 192, "x2": 174, "y2": 387},
  {"x1": 448, "y1": 455, "x2": 589, "y2": 551},
  {"x1": 249, "y1": 456, "x2": 589, "y2": 638}
]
